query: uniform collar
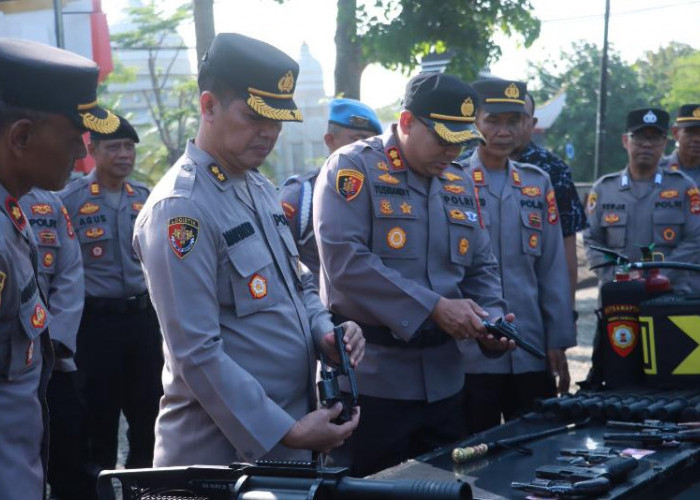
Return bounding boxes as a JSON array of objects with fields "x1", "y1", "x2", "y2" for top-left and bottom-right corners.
[
  {"x1": 620, "y1": 166, "x2": 663, "y2": 190},
  {"x1": 185, "y1": 140, "x2": 237, "y2": 192},
  {"x1": 84, "y1": 168, "x2": 135, "y2": 196},
  {"x1": 384, "y1": 127, "x2": 407, "y2": 173}
]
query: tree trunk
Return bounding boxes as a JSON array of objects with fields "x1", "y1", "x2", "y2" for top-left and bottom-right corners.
[
  {"x1": 334, "y1": 0, "x2": 365, "y2": 99},
  {"x1": 193, "y1": 0, "x2": 216, "y2": 69}
]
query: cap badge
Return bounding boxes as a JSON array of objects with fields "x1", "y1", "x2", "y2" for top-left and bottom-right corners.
[
  {"x1": 460, "y1": 98, "x2": 475, "y2": 118},
  {"x1": 643, "y1": 110, "x2": 658, "y2": 123},
  {"x1": 505, "y1": 83, "x2": 520, "y2": 99},
  {"x1": 278, "y1": 71, "x2": 295, "y2": 93}
]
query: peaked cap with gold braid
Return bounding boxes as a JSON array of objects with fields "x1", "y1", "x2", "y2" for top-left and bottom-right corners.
[
  {"x1": 471, "y1": 78, "x2": 527, "y2": 115},
  {"x1": 199, "y1": 33, "x2": 303, "y2": 122},
  {"x1": 403, "y1": 72, "x2": 484, "y2": 146},
  {"x1": 674, "y1": 104, "x2": 700, "y2": 129},
  {"x1": 0, "y1": 38, "x2": 118, "y2": 134}
]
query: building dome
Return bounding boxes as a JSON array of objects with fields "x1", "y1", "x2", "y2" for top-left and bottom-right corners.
[{"x1": 296, "y1": 42, "x2": 324, "y2": 94}]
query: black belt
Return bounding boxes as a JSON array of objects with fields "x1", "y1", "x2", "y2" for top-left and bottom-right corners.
[
  {"x1": 84, "y1": 292, "x2": 150, "y2": 314},
  {"x1": 332, "y1": 313, "x2": 452, "y2": 349}
]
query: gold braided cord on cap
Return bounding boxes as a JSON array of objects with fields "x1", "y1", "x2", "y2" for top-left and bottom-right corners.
[
  {"x1": 677, "y1": 117, "x2": 700, "y2": 122},
  {"x1": 80, "y1": 110, "x2": 120, "y2": 134},
  {"x1": 247, "y1": 95, "x2": 303, "y2": 121},
  {"x1": 248, "y1": 87, "x2": 294, "y2": 99},
  {"x1": 434, "y1": 123, "x2": 483, "y2": 144},
  {"x1": 429, "y1": 112, "x2": 475, "y2": 122},
  {"x1": 484, "y1": 98, "x2": 525, "y2": 104},
  {"x1": 77, "y1": 100, "x2": 98, "y2": 110}
]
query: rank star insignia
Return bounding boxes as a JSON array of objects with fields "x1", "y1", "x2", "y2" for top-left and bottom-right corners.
[
  {"x1": 387, "y1": 227, "x2": 406, "y2": 249},
  {"x1": 663, "y1": 228, "x2": 676, "y2": 241},
  {"x1": 249, "y1": 273, "x2": 268, "y2": 299},
  {"x1": 208, "y1": 164, "x2": 227, "y2": 183},
  {"x1": 604, "y1": 213, "x2": 620, "y2": 224},
  {"x1": 43, "y1": 251, "x2": 54, "y2": 268},
  {"x1": 31, "y1": 203, "x2": 53, "y2": 215},
  {"x1": 376, "y1": 161, "x2": 389, "y2": 172},
  {"x1": 5, "y1": 197, "x2": 27, "y2": 232},
  {"x1": 400, "y1": 202, "x2": 412, "y2": 214},
  {"x1": 450, "y1": 209, "x2": 466, "y2": 221},
  {"x1": 60, "y1": 206, "x2": 75, "y2": 239},
  {"x1": 529, "y1": 233, "x2": 539, "y2": 248},
  {"x1": 443, "y1": 184, "x2": 465, "y2": 194},
  {"x1": 379, "y1": 199, "x2": 393, "y2": 215},
  {"x1": 79, "y1": 202, "x2": 100, "y2": 215},
  {"x1": 521, "y1": 186, "x2": 541, "y2": 197},
  {"x1": 459, "y1": 238, "x2": 469, "y2": 255},
  {"x1": 31, "y1": 304, "x2": 47, "y2": 329},
  {"x1": 168, "y1": 216, "x2": 199, "y2": 259},
  {"x1": 443, "y1": 172, "x2": 462, "y2": 181},
  {"x1": 336, "y1": 169, "x2": 364, "y2": 201},
  {"x1": 386, "y1": 147, "x2": 404, "y2": 170},
  {"x1": 378, "y1": 173, "x2": 400, "y2": 185}
]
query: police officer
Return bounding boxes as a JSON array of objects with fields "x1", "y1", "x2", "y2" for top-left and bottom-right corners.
[
  {"x1": 584, "y1": 108, "x2": 700, "y2": 291},
  {"x1": 459, "y1": 78, "x2": 576, "y2": 433},
  {"x1": 133, "y1": 33, "x2": 364, "y2": 467},
  {"x1": 19, "y1": 189, "x2": 94, "y2": 499},
  {"x1": 60, "y1": 115, "x2": 163, "y2": 472},
  {"x1": 314, "y1": 72, "x2": 515, "y2": 476},
  {"x1": 280, "y1": 98, "x2": 382, "y2": 283},
  {"x1": 660, "y1": 104, "x2": 700, "y2": 185},
  {"x1": 0, "y1": 38, "x2": 117, "y2": 499}
]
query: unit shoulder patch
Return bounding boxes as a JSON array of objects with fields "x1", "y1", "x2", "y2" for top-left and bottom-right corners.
[
  {"x1": 336, "y1": 169, "x2": 365, "y2": 201},
  {"x1": 168, "y1": 216, "x2": 200, "y2": 259}
]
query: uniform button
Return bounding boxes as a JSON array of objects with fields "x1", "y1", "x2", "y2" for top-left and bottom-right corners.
[{"x1": 401, "y1": 320, "x2": 409, "y2": 328}]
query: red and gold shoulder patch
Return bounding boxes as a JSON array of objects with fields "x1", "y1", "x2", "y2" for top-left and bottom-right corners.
[
  {"x1": 521, "y1": 186, "x2": 541, "y2": 197},
  {"x1": 79, "y1": 202, "x2": 100, "y2": 215},
  {"x1": 443, "y1": 184, "x2": 466, "y2": 194},
  {"x1": 85, "y1": 227, "x2": 105, "y2": 239},
  {"x1": 586, "y1": 192, "x2": 597, "y2": 214},
  {"x1": 660, "y1": 189, "x2": 679, "y2": 199},
  {"x1": 90, "y1": 182, "x2": 100, "y2": 196},
  {"x1": 60, "y1": 206, "x2": 75, "y2": 239},
  {"x1": 687, "y1": 187, "x2": 700, "y2": 215},
  {"x1": 249, "y1": 274, "x2": 268, "y2": 299},
  {"x1": 378, "y1": 173, "x2": 400, "y2": 185},
  {"x1": 336, "y1": 169, "x2": 364, "y2": 201},
  {"x1": 31, "y1": 304, "x2": 47, "y2": 329},
  {"x1": 124, "y1": 182, "x2": 135, "y2": 196},
  {"x1": 31, "y1": 203, "x2": 53, "y2": 215},
  {"x1": 546, "y1": 189, "x2": 558, "y2": 224},
  {"x1": 282, "y1": 201, "x2": 297, "y2": 220},
  {"x1": 168, "y1": 216, "x2": 199, "y2": 259},
  {"x1": 387, "y1": 227, "x2": 406, "y2": 249},
  {"x1": 5, "y1": 197, "x2": 26, "y2": 233}
]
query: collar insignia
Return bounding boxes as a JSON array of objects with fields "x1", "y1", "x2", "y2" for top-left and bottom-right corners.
[
  {"x1": 472, "y1": 168, "x2": 485, "y2": 185},
  {"x1": 386, "y1": 147, "x2": 405, "y2": 171},
  {"x1": 90, "y1": 182, "x2": 100, "y2": 196},
  {"x1": 5, "y1": 197, "x2": 27, "y2": 233},
  {"x1": 208, "y1": 164, "x2": 227, "y2": 183}
]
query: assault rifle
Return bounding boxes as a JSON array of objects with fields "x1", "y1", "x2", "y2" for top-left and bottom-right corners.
[
  {"x1": 605, "y1": 420, "x2": 700, "y2": 445},
  {"x1": 97, "y1": 461, "x2": 473, "y2": 499},
  {"x1": 318, "y1": 325, "x2": 359, "y2": 424}
]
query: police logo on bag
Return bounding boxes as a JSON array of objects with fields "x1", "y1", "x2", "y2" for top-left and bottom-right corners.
[{"x1": 168, "y1": 216, "x2": 199, "y2": 259}]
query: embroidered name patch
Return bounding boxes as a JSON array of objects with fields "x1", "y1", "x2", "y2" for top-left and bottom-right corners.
[{"x1": 223, "y1": 222, "x2": 255, "y2": 247}]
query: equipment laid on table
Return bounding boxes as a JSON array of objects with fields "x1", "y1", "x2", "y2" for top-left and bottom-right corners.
[{"x1": 604, "y1": 419, "x2": 700, "y2": 446}]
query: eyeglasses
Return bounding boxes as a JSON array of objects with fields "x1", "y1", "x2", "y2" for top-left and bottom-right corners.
[
  {"x1": 627, "y1": 132, "x2": 667, "y2": 146},
  {"x1": 415, "y1": 116, "x2": 466, "y2": 150}
]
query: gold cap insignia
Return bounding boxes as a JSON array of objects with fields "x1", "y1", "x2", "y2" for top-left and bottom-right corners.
[
  {"x1": 461, "y1": 98, "x2": 475, "y2": 118},
  {"x1": 505, "y1": 83, "x2": 520, "y2": 99},
  {"x1": 278, "y1": 71, "x2": 295, "y2": 93},
  {"x1": 694, "y1": 107, "x2": 700, "y2": 118}
]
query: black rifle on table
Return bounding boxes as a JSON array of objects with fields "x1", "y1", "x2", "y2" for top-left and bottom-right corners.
[
  {"x1": 318, "y1": 325, "x2": 359, "y2": 424},
  {"x1": 604, "y1": 420, "x2": 700, "y2": 445},
  {"x1": 97, "y1": 461, "x2": 473, "y2": 499},
  {"x1": 482, "y1": 318, "x2": 546, "y2": 359},
  {"x1": 511, "y1": 453, "x2": 637, "y2": 497}
]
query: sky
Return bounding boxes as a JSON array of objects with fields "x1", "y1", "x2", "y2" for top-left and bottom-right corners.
[{"x1": 103, "y1": 0, "x2": 700, "y2": 108}]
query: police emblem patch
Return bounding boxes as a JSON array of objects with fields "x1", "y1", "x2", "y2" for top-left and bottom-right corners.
[
  {"x1": 249, "y1": 273, "x2": 268, "y2": 299},
  {"x1": 90, "y1": 245, "x2": 104, "y2": 258},
  {"x1": 400, "y1": 202, "x2": 412, "y2": 214},
  {"x1": 521, "y1": 186, "x2": 541, "y2": 197},
  {"x1": 586, "y1": 192, "x2": 597, "y2": 214},
  {"x1": 378, "y1": 173, "x2": 400, "y2": 185},
  {"x1": 336, "y1": 169, "x2": 364, "y2": 201},
  {"x1": 443, "y1": 184, "x2": 466, "y2": 194},
  {"x1": 79, "y1": 202, "x2": 100, "y2": 215},
  {"x1": 663, "y1": 228, "x2": 676, "y2": 241},
  {"x1": 529, "y1": 233, "x2": 539, "y2": 248},
  {"x1": 31, "y1": 304, "x2": 47, "y2": 329},
  {"x1": 60, "y1": 206, "x2": 75, "y2": 239},
  {"x1": 43, "y1": 251, "x2": 54, "y2": 268},
  {"x1": 31, "y1": 203, "x2": 53, "y2": 215},
  {"x1": 608, "y1": 321, "x2": 638, "y2": 357},
  {"x1": 168, "y1": 217, "x2": 199, "y2": 259},
  {"x1": 387, "y1": 227, "x2": 406, "y2": 249},
  {"x1": 459, "y1": 238, "x2": 469, "y2": 255}
]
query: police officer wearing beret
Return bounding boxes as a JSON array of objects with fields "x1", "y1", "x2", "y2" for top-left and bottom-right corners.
[
  {"x1": 133, "y1": 33, "x2": 365, "y2": 467},
  {"x1": 660, "y1": 104, "x2": 700, "y2": 185},
  {"x1": 458, "y1": 78, "x2": 576, "y2": 433},
  {"x1": 314, "y1": 72, "x2": 515, "y2": 476},
  {"x1": 279, "y1": 98, "x2": 382, "y2": 284},
  {"x1": 0, "y1": 38, "x2": 117, "y2": 499},
  {"x1": 60, "y1": 115, "x2": 163, "y2": 474},
  {"x1": 19, "y1": 189, "x2": 94, "y2": 499},
  {"x1": 584, "y1": 108, "x2": 700, "y2": 293}
]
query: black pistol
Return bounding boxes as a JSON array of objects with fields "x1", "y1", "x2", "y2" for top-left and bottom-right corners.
[
  {"x1": 317, "y1": 325, "x2": 359, "y2": 424},
  {"x1": 482, "y1": 318, "x2": 546, "y2": 359}
]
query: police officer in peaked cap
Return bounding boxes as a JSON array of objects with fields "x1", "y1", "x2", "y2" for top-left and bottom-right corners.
[
  {"x1": 458, "y1": 78, "x2": 576, "y2": 433},
  {"x1": 133, "y1": 33, "x2": 365, "y2": 467},
  {"x1": 280, "y1": 98, "x2": 382, "y2": 285},
  {"x1": 314, "y1": 72, "x2": 516, "y2": 476},
  {"x1": 0, "y1": 38, "x2": 117, "y2": 499},
  {"x1": 660, "y1": 104, "x2": 700, "y2": 185}
]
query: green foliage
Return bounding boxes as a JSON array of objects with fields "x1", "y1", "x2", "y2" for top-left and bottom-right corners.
[
  {"x1": 664, "y1": 51, "x2": 700, "y2": 113},
  {"x1": 528, "y1": 42, "x2": 649, "y2": 182},
  {"x1": 633, "y1": 43, "x2": 694, "y2": 110}
]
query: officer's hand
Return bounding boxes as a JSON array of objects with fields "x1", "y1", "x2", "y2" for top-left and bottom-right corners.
[
  {"x1": 476, "y1": 313, "x2": 517, "y2": 351},
  {"x1": 321, "y1": 321, "x2": 365, "y2": 367},
  {"x1": 430, "y1": 297, "x2": 490, "y2": 340},
  {"x1": 281, "y1": 403, "x2": 360, "y2": 454},
  {"x1": 548, "y1": 348, "x2": 570, "y2": 395}
]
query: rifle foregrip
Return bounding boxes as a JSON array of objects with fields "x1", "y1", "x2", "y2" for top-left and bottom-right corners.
[{"x1": 452, "y1": 443, "x2": 489, "y2": 464}]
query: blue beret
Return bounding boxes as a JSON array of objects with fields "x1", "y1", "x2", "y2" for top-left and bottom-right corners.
[{"x1": 328, "y1": 98, "x2": 382, "y2": 134}]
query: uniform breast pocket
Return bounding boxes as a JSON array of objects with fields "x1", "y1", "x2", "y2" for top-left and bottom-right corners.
[
  {"x1": 78, "y1": 224, "x2": 114, "y2": 263},
  {"x1": 520, "y1": 209, "x2": 544, "y2": 257},
  {"x1": 601, "y1": 211, "x2": 628, "y2": 249},
  {"x1": 278, "y1": 225, "x2": 302, "y2": 280},
  {"x1": 652, "y1": 210, "x2": 684, "y2": 248},
  {"x1": 445, "y1": 206, "x2": 482, "y2": 266},
  {"x1": 5, "y1": 293, "x2": 50, "y2": 380},
  {"x1": 370, "y1": 196, "x2": 418, "y2": 259},
  {"x1": 227, "y1": 238, "x2": 280, "y2": 317}
]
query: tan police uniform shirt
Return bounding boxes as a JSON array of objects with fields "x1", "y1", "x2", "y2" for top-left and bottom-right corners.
[
  {"x1": 461, "y1": 153, "x2": 577, "y2": 374},
  {"x1": 133, "y1": 141, "x2": 334, "y2": 466},
  {"x1": 583, "y1": 167, "x2": 700, "y2": 292},
  {"x1": 314, "y1": 128, "x2": 506, "y2": 403}
]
